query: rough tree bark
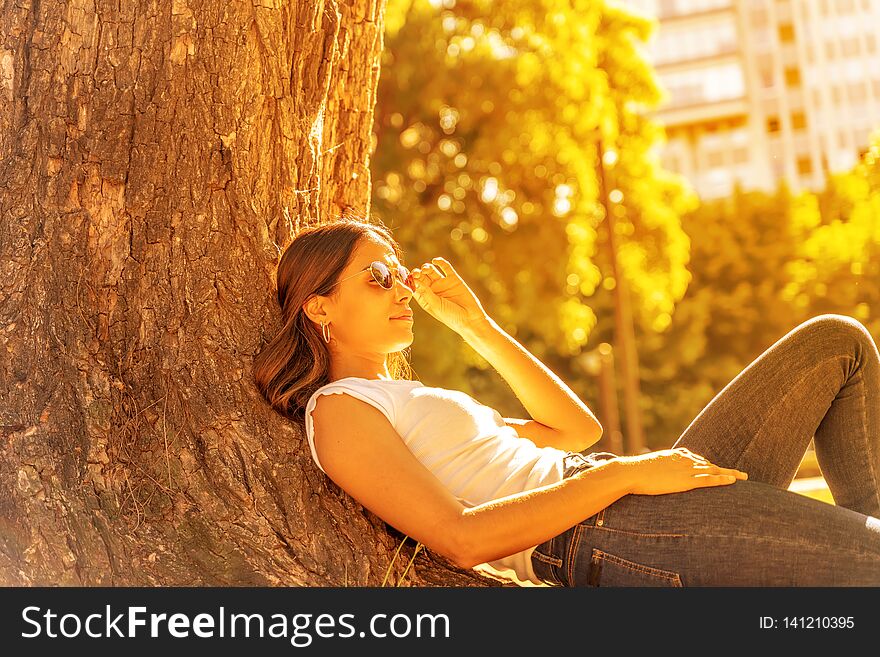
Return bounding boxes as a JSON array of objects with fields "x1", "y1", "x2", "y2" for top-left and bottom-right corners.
[{"x1": 0, "y1": 0, "x2": 506, "y2": 586}]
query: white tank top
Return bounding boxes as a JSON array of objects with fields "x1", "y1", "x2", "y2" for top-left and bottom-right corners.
[{"x1": 303, "y1": 376, "x2": 568, "y2": 586}]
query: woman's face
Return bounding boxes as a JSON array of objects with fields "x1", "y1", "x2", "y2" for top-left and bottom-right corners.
[{"x1": 322, "y1": 236, "x2": 415, "y2": 355}]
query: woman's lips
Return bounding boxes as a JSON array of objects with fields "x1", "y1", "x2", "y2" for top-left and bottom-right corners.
[{"x1": 391, "y1": 314, "x2": 413, "y2": 321}]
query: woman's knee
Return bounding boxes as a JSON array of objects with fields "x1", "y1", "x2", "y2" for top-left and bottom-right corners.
[{"x1": 797, "y1": 313, "x2": 876, "y2": 357}]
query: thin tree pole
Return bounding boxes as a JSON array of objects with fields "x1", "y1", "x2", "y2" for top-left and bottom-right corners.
[
  {"x1": 578, "y1": 343, "x2": 623, "y2": 454},
  {"x1": 595, "y1": 139, "x2": 646, "y2": 454},
  {"x1": 596, "y1": 343, "x2": 624, "y2": 454}
]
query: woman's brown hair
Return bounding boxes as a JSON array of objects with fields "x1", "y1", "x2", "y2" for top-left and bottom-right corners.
[{"x1": 252, "y1": 217, "x2": 415, "y2": 426}]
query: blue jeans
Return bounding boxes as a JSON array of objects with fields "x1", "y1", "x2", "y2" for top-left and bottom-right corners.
[{"x1": 530, "y1": 314, "x2": 880, "y2": 586}]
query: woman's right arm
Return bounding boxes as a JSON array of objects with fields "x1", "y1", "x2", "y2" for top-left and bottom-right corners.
[
  {"x1": 457, "y1": 460, "x2": 631, "y2": 568},
  {"x1": 311, "y1": 394, "x2": 746, "y2": 571},
  {"x1": 459, "y1": 447, "x2": 748, "y2": 568}
]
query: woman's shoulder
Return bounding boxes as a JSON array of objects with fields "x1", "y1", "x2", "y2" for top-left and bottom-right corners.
[
  {"x1": 306, "y1": 377, "x2": 424, "y2": 423},
  {"x1": 310, "y1": 376, "x2": 423, "y2": 395},
  {"x1": 305, "y1": 376, "x2": 423, "y2": 432}
]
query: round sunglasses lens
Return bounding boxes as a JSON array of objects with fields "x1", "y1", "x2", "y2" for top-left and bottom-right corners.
[
  {"x1": 370, "y1": 262, "x2": 392, "y2": 288},
  {"x1": 370, "y1": 262, "x2": 413, "y2": 289}
]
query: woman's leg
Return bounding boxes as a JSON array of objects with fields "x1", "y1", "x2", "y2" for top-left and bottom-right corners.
[
  {"x1": 559, "y1": 478, "x2": 880, "y2": 586},
  {"x1": 671, "y1": 313, "x2": 880, "y2": 517},
  {"x1": 530, "y1": 314, "x2": 880, "y2": 586}
]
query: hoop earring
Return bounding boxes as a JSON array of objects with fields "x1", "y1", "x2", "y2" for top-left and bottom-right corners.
[{"x1": 320, "y1": 321, "x2": 331, "y2": 344}]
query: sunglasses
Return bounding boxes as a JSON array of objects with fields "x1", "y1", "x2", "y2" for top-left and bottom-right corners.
[{"x1": 334, "y1": 261, "x2": 414, "y2": 291}]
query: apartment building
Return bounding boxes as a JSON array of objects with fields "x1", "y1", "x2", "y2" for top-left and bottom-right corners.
[{"x1": 620, "y1": 0, "x2": 880, "y2": 198}]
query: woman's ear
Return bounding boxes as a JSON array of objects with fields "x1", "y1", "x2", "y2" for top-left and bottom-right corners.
[
  {"x1": 301, "y1": 297, "x2": 312, "y2": 322},
  {"x1": 302, "y1": 294, "x2": 325, "y2": 323}
]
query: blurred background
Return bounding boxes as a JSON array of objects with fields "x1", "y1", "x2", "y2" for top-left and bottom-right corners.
[{"x1": 368, "y1": 0, "x2": 880, "y2": 505}]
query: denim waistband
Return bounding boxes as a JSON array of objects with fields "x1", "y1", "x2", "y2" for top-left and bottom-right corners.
[{"x1": 562, "y1": 450, "x2": 618, "y2": 478}]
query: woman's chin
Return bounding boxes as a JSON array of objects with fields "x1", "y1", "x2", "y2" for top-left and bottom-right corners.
[{"x1": 390, "y1": 332, "x2": 414, "y2": 350}]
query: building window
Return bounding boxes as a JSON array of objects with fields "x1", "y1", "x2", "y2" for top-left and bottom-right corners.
[
  {"x1": 707, "y1": 150, "x2": 724, "y2": 167},
  {"x1": 841, "y1": 37, "x2": 860, "y2": 57},
  {"x1": 767, "y1": 116, "x2": 781, "y2": 132},
  {"x1": 662, "y1": 63, "x2": 746, "y2": 108},
  {"x1": 651, "y1": 18, "x2": 740, "y2": 66},
  {"x1": 733, "y1": 147, "x2": 749, "y2": 164},
  {"x1": 791, "y1": 111, "x2": 807, "y2": 130},
  {"x1": 848, "y1": 82, "x2": 867, "y2": 104},
  {"x1": 867, "y1": 34, "x2": 877, "y2": 54},
  {"x1": 832, "y1": 85, "x2": 843, "y2": 104},
  {"x1": 797, "y1": 157, "x2": 813, "y2": 175},
  {"x1": 784, "y1": 67, "x2": 802, "y2": 87},
  {"x1": 778, "y1": 23, "x2": 795, "y2": 43}
]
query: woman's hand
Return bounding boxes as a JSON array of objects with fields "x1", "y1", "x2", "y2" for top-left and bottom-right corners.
[
  {"x1": 613, "y1": 447, "x2": 749, "y2": 496},
  {"x1": 410, "y1": 257, "x2": 490, "y2": 335}
]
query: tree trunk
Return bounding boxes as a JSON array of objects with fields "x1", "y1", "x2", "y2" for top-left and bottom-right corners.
[{"x1": 0, "y1": 0, "x2": 501, "y2": 587}]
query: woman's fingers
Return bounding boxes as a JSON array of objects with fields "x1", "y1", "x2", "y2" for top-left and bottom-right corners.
[
  {"x1": 415, "y1": 258, "x2": 454, "y2": 280},
  {"x1": 412, "y1": 264, "x2": 438, "y2": 285},
  {"x1": 432, "y1": 256, "x2": 461, "y2": 278},
  {"x1": 414, "y1": 262, "x2": 459, "y2": 298},
  {"x1": 674, "y1": 447, "x2": 749, "y2": 478},
  {"x1": 693, "y1": 473, "x2": 741, "y2": 486},
  {"x1": 421, "y1": 262, "x2": 446, "y2": 280},
  {"x1": 675, "y1": 447, "x2": 707, "y2": 461},
  {"x1": 671, "y1": 447, "x2": 749, "y2": 479},
  {"x1": 693, "y1": 463, "x2": 749, "y2": 479}
]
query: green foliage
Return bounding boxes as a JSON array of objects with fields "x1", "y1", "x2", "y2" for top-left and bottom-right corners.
[
  {"x1": 372, "y1": 0, "x2": 691, "y2": 420},
  {"x1": 790, "y1": 132, "x2": 880, "y2": 334},
  {"x1": 644, "y1": 136, "x2": 880, "y2": 447},
  {"x1": 640, "y1": 186, "x2": 811, "y2": 446},
  {"x1": 372, "y1": 2, "x2": 879, "y2": 451}
]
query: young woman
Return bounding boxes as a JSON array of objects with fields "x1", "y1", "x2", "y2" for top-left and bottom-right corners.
[{"x1": 252, "y1": 217, "x2": 880, "y2": 586}]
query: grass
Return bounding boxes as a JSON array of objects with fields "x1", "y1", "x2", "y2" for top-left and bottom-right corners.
[
  {"x1": 380, "y1": 536, "x2": 423, "y2": 587},
  {"x1": 789, "y1": 477, "x2": 835, "y2": 504},
  {"x1": 789, "y1": 449, "x2": 835, "y2": 505}
]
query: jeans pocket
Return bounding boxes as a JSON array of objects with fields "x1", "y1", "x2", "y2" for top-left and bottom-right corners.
[
  {"x1": 531, "y1": 549, "x2": 564, "y2": 586},
  {"x1": 531, "y1": 534, "x2": 566, "y2": 586},
  {"x1": 584, "y1": 547, "x2": 683, "y2": 587}
]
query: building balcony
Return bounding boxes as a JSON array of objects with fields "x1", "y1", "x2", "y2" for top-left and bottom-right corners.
[
  {"x1": 657, "y1": 4, "x2": 735, "y2": 23},
  {"x1": 654, "y1": 45, "x2": 741, "y2": 71},
  {"x1": 652, "y1": 96, "x2": 749, "y2": 128}
]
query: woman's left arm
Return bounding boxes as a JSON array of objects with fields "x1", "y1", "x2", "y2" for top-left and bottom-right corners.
[
  {"x1": 410, "y1": 257, "x2": 602, "y2": 452},
  {"x1": 459, "y1": 315, "x2": 603, "y2": 453}
]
